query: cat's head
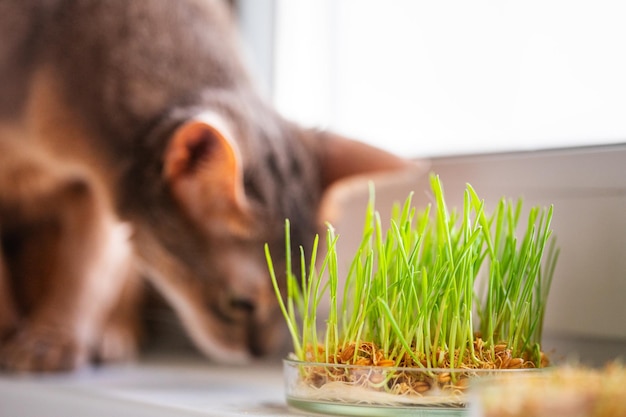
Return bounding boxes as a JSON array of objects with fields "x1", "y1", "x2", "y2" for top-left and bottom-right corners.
[{"x1": 133, "y1": 109, "x2": 422, "y2": 363}]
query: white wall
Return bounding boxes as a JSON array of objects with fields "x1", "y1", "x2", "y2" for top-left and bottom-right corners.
[{"x1": 273, "y1": 0, "x2": 626, "y2": 157}]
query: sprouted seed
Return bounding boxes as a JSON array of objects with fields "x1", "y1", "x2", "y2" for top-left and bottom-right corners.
[{"x1": 266, "y1": 174, "x2": 559, "y2": 401}]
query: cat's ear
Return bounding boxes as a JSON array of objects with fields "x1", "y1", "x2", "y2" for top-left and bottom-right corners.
[
  {"x1": 312, "y1": 131, "x2": 428, "y2": 222},
  {"x1": 163, "y1": 112, "x2": 250, "y2": 235},
  {"x1": 315, "y1": 131, "x2": 423, "y2": 188}
]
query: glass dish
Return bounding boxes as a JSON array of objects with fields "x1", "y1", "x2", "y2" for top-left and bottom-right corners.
[
  {"x1": 470, "y1": 363, "x2": 626, "y2": 417},
  {"x1": 283, "y1": 359, "x2": 537, "y2": 417}
]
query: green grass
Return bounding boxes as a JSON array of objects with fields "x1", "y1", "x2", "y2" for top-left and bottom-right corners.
[{"x1": 266, "y1": 174, "x2": 559, "y2": 369}]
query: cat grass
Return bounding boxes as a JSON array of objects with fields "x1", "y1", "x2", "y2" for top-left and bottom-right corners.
[{"x1": 266, "y1": 174, "x2": 559, "y2": 401}]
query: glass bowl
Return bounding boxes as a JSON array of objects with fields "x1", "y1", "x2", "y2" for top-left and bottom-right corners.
[{"x1": 283, "y1": 359, "x2": 538, "y2": 417}]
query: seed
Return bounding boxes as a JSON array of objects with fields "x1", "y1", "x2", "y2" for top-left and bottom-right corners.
[
  {"x1": 378, "y1": 359, "x2": 395, "y2": 367},
  {"x1": 438, "y1": 372, "x2": 451, "y2": 383},
  {"x1": 339, "y1": 345, "x2": 355, "y2": 362},
  {"x1": 369, "y1": 373, "x2": 385, "y2": 384},
  {"x1": 497, "y1": 350, "x2": 512, "y2": 368},
  {"x1": 494, "y1": 343, "x2": 508, "y2": 353},
  {"x1": 507, "y1": 358, "x2": 524, "y2": 369},
  {"x1": 413, "y1": 381, "x2": 430, "y2": 393},
  {"x1": 456, "y1": 377, "x2": 470, "y2": 389},
  {"x1": 355, "y1": 357, "x2": 372, "y2": 366}
]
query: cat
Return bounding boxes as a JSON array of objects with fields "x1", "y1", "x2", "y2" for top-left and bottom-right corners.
[{"x1": 0, "y1": 0, "x2": 419, "y2": 372}]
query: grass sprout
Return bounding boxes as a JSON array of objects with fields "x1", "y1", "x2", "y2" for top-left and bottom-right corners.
[{"x1": 266, "y1": 174, "x2": 559, "y2": 371}]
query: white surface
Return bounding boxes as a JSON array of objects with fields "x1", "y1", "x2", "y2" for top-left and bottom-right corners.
[{"x1": 0, "y1": 356, "x2": 298, "y2": 417}]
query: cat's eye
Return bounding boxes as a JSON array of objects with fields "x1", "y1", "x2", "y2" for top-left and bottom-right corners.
[
  {"x1": 214, "y1": 294, "x2": 255, "y2": 323},
  {"x1": 229, "y1": 298, "x2": 254, "y2": 314}
]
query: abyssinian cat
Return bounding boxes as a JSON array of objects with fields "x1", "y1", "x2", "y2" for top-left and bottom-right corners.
[{"x1": 0, "y1": 0, "x2": 418, "y2": 372}]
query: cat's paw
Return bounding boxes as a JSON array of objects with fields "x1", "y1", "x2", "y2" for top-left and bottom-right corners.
[
  {"x1": 0, "y1": 285, "x2": 18, "y2": 343},
  {"x1": 0, "y1": 324, "x2": 88, "y2": 372},
  {"x1": 0, "y1": 318, "x2": 16, "y2": 343},
  {"x1": 95, "y1": 321, "x2": 140, "y2": 364}
]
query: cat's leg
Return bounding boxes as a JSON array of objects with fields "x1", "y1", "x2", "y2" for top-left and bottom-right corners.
[
  {"x1": 0, "y1": 139, "x2": 24, "y2": 343},
  {"x1": 0, "y1": 168, "x2": 135, "y2": 372},
  {"x1": 95, "y1": 269, "x2": 144, "y2": 364},
  {"x1": 0, "y1": 230, "x2": 19, "y2": 340}
]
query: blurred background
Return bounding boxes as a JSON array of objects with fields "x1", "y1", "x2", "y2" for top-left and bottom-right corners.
[{"x1": 238, "y1": 0, "x2": 626, "y2": 158}]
